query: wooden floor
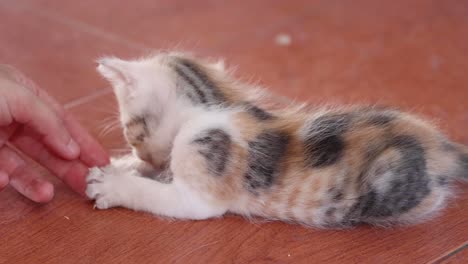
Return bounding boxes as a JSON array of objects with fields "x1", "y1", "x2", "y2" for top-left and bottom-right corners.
[{"x1": 1, "y1": 0, "x2": 467, "y2": 263}]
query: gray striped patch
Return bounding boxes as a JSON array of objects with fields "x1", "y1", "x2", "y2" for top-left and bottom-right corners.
[{"x1": 172, "y1": 58, "x2": 225, "y2": 106}]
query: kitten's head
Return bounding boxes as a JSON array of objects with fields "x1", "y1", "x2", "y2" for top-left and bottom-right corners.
[{"x1": 96, "y1": 52, "x2": 226, "y2": 168}]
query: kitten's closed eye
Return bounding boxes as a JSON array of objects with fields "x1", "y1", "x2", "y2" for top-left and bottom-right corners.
[{"x1": 125, "y1": 116, "x2": 149, "y2": 146}]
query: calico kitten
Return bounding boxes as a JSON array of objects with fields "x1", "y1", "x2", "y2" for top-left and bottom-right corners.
[{"x1": 86, "y1": 52, "x2": 467, "y2": 228}]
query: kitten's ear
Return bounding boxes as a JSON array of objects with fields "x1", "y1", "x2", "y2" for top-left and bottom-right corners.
[
  {"x1": 211, "y1": 60, "x2": 225, "y2": 72},
  {"x1": 96, "y1": 57, "x2": 132, "y2": 85}
]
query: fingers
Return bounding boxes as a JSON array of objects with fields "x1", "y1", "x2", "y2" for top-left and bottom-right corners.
[
  {"x1": 0, "y1": 65, "x2": 108, "y2": 197},
  {"x1": 0, "y1": 123, "x2": 17, "y2": 192},
  {"x1": 1, "y1": 82, "x2": 80, "y2": 160},
  {"x1": 9, "y1": 166, "x2": 54, "y2": 203},
  {"x1": 0, "y1": 123, "x2": 19, "y2": 146},
  {"x1": 27, "y1": 84, "x2": 109, "y2": 167},
  {"x1": 0, "y1": 145, "x2": 54, "y2": 203},
  {"x1": 9, "y1": 127, "x2": 89, "y2": 195},
  {"x1": 0, "y1": 64, "x2": 41, "y2": 96},
  {"x1": 64, "y1": 113, "x2": 110, "y2": 167},
  {"x1": 0, "y1": 170, "x2": 9, "y2": 191},
  {"x1": 1, "y1": 65, "x2": 109, "y2": 167}
]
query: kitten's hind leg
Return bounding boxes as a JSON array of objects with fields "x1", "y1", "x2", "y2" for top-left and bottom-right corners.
[{"x1": 85, "y1": 155, "x2": 228, "y2": 220}]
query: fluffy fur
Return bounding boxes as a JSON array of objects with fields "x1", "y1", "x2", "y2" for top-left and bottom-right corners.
[{"x1": 86, "y1": 52, "x2": 468, "y2": 228}]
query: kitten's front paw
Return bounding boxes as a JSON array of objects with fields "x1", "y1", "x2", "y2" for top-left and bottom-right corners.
[{"x1": 86, "y1": 166, "x2": 118, "y2": 210}]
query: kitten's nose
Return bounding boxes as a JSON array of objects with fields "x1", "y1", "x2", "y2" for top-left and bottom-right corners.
[{"x1": 150, "y1": 160, "x2": 168, "y2": 171}]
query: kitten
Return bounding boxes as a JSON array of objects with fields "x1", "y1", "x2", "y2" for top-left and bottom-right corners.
[{"x1": 86, "y1": 51, "x2": 467, "y2": 228}]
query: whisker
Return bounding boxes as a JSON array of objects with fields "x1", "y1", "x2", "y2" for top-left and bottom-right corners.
[
  {"x1": 109, "y1": 148, "x2": 132, "y2": 156},
  {"x1": 99, "y1": 121, "x2": 121, "y2": 137},
  {"x1": 97, "y1": 112, "x2": 122, "y2": 137}
]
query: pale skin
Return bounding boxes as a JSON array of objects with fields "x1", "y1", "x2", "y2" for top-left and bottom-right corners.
[{"x1": 0, "y1": 64, "x2": 109, "y2": 203}]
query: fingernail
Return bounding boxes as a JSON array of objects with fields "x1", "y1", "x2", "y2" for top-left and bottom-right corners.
[
  {"x1": 95, "y1": 152, "x2": 110, "y2": 166},
  {"x1": 35, "y1": 181, "x2": 54, "y2": 203},
  {"x1": 66, "y1": 138, "x2": 80, "y2": 158},
  {"x1": 65, "y1": 163, "x2": 89, "y2": 196}
]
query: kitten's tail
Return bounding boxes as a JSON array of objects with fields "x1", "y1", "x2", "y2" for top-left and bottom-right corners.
[{"x1": 451, "y1": 142, "x2": 468, "y2": 181}]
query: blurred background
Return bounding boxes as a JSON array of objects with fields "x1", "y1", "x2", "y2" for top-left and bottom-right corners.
[{"x1": 0, "y1": 1, "x2": 467, "y2": 263}]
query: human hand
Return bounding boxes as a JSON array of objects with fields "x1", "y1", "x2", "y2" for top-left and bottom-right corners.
[{"x1": 0, "y1": 65, "x2": 110, "y2": 202}]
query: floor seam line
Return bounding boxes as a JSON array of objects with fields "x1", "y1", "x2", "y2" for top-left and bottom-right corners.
[{"x1": 429, "y1": 242, "x2": 468, "y2": 264}]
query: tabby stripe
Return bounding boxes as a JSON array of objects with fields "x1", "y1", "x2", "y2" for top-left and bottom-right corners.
[
  {"x1": 174, "y1": 59, "x2": 225, "y2": 105},
  {"x1": 174, "y1": 64, "x2": 208, "y2": 104}
]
